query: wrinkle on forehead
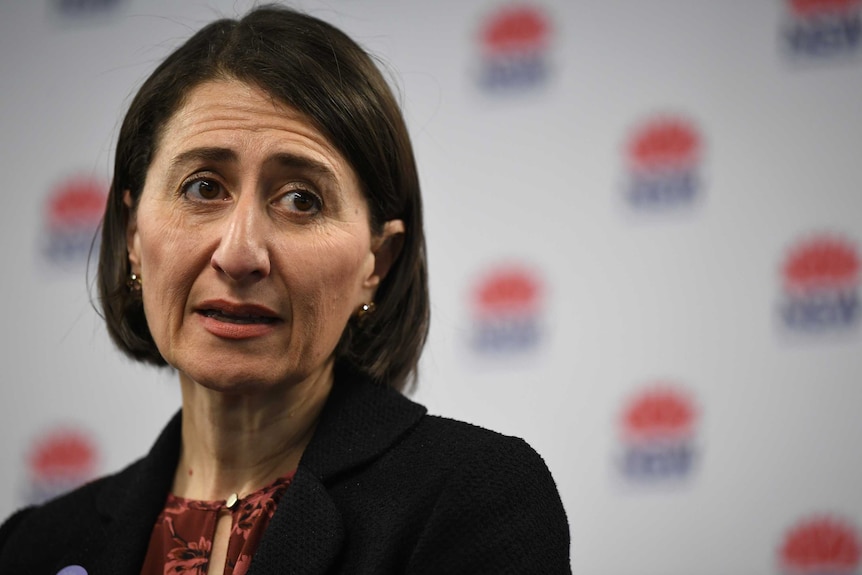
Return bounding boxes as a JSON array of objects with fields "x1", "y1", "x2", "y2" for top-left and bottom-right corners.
[{"x1": 154, "y1": 79, "x2": 352, "y2": 181}]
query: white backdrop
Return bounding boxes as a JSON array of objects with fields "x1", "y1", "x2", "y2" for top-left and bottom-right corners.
[{"x1": 1, "y1": 1, "x2": 861, "y2": 573}]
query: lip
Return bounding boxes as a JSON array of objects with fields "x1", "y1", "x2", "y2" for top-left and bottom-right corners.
[
  {"x1": 195, "y1": 299, "x2": 282, "y2": 340},
  {"x1": 196, "y1": 299, "x2": 281, "y2": 319}
]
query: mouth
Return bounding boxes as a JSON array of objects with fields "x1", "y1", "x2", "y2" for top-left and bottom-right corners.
[
  {"x1": 195, "y1": 300, "x2": 281, "y2": 325},
  {"x1": 199, "y1": 310, "x2": 278, "y2": 324}
]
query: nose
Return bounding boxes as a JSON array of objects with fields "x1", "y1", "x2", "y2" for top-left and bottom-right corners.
[{"x1": 210, "y1": 195, "x2": 271, "y2": 284}]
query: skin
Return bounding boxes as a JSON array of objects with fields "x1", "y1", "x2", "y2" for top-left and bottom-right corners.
[{"x1": 125, "y1": 79, "x2": 404, "y2": 572}]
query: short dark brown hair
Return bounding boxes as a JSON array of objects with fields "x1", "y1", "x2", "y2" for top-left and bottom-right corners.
[{"x1": 98, "y1": 5, "x2": 428, "y2": 391}]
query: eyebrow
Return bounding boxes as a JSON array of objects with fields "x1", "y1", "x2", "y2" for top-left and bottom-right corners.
[
  {"x1": 167, "y1": 147, "x2": 340, "y2": 187},
  {"x1": 170, "y1": 146, "x2": 236, "y2": 168},
  {"x1": 269, "y1": 152, "x2": 339, "y2": 187}
]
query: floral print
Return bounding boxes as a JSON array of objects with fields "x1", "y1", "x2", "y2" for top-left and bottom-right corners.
[
  {"x1": 141, "y1": 473, "x2": 294, "y2": 575},
  {"x1": 164, "y1": 533, "x2": 210, "y2": 574}
]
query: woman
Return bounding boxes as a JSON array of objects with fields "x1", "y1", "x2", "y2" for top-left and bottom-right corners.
[{"x1": 0, "y1": 6, "x2": 570, "y2": 574}]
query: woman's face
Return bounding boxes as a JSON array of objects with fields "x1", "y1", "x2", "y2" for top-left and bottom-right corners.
[{"x1": 126, "y1": 79, "x2": 401, "y2": 393}]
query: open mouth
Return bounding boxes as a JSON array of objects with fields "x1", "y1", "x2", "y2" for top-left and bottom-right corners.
[{"x1": 199, "y1": 309, "x2": 279, "y2": 325}]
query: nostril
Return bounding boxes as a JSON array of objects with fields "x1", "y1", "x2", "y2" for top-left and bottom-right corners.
[{"x1": 210, "y1": 248, "x2": 270, "y2": 283}]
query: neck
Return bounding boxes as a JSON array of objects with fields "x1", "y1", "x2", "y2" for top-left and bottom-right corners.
[{"x1": 172, "y1": 362, "x2": 334, "y2": 501}]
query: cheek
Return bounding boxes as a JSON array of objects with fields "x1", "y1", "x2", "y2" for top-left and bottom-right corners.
[
  {"x1": 136, "y1": 209, "x2": 206, "y2": 327},
  {"x1": 138, "y1": 204, "x2": 204, "y2": 271},
  {"x1": 317, "y1": 234, "x2": 372, "y2": 304},
  {"x1": 292, "y1": 234, "x2": 371, "y2": 326}
]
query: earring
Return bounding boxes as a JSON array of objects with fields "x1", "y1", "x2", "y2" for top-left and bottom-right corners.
[
  {"x1": 128, "y1": 272, "x2": 142, "y2": 292},
  {"x1": 356, "y1": 301, "x2": 376, "y2": 318}
]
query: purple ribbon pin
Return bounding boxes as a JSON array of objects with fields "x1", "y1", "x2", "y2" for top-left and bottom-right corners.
[{"x1": 56, "y1": 566, "x2": 88, "y2": 575}]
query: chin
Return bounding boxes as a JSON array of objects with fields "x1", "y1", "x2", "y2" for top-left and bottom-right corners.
[{"x1": 180, "y1": 363, "x2": 302, "y2": 396}]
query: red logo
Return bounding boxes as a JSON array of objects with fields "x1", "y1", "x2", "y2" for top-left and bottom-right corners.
[
  {"x1": 627, "y1": 117, "x2": 701, "y2": 172},
  {"x1": 779, "y1": 234, "x2": 860, "y2": 331},
  {"x1": 618, "y1": 383, "x2": 698, "y2": 481},
  {"x1": 789, "y1": 0, "x2": 861, "y2": 17},
  {"x1": 29, "y1": 427, "x2": 97, "y2": 481},
  {"x1": 623, "y1": 115, "x2": 704, "y2": 209},
  {"x1": 46, "y1": 176, "x2": 106, "y2": 229},
  {"x1": 621, "y1": 385, "x2": 697, "y2": 442},
  {"x1": 478, "y1": 5, "x2": 552, "y2": 91},
  {"x1": 41, "y1": 175, "x2": 107, "y2": 266},
  {"x1": 780, "y1": 516, "x2": 860, "y2": 573},
  {"x1": 481, "y1": 5, "x2": 550, "y2": 55},
  {"x1": 474, "y1": 267, "x2": 542, "y2": 317},
  {"x1": 470, "y1": 265, "x2": 543, "y2": 354},
  {"x1": 783, "y1": 235, "x2": 859, "y2": 293},
  {"x1": 25, "y1": 426, "x2": 99, "y2": 505}
]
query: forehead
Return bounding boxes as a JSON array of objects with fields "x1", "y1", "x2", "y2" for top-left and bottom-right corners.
[{"x1": 152, "y1": 79, "x2": 357, "y2": 184}]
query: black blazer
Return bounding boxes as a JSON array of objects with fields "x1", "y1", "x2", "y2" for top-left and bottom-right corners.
[{"x1": 0, "y1": 373, "x2": 571, "y2": 574}]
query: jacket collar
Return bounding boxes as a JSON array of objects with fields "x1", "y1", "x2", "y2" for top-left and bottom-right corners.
[
  {"x1": 251, "y1": 370, "x2": 426, "y2": 574},
  {"x1": 83, "y1": 368, "x2": 426, "y2": 574},
  {"x1": 299, "y1": 364, "x2": 427, "y2": 481}
]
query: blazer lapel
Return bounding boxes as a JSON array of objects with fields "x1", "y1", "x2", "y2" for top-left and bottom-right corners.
[
  {"x1": 299, "y1": 366, "x2": 427, "y2": 481},
  {"x1": 247, "y1": 467, "x2": 344, "y2": 575},
  {"x1": 249, "y1": 367, "x2": 427, "y2": 574}
]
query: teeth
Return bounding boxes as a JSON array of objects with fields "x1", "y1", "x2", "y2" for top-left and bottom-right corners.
[{"x1": 203, "y1": 310, "x2": 276, "y2": 324}]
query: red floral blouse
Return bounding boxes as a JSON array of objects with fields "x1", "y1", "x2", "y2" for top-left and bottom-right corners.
[{"x1": 141, "y1": 472, "x2": 295, "y2": 575}]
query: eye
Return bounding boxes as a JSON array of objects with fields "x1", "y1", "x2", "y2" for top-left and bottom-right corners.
[
  {"x1": 181, "y1": 177, "x2": 227, "y2": 201},
  {"x1": 279, "y1": 189, "x2": 322, "y2": 214}
]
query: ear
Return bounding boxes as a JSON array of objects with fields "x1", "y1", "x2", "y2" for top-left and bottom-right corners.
[
  {"x1": 124, "y1": 190, "x2": 141, "y2": 272},
  {"x1": 364, "y1": 219, "x2": 405, "y2": 289}
]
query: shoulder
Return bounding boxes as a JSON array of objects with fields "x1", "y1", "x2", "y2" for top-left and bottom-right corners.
[
  {"x1": 399, "y1": 416, "x2": 571, "y2": 573},
  {"x1": 416, "y1": 413, "x2": 562, "y2": 493},
  {"x1": 406, "y1": 414, "x2": 557, "y2": 480},
  {"x1": 409, "y1": 415, "x2": 568, "y2": 528},
  {"x1": 323, "y1": 409, "x2": 571, "y2": 573},
  {"x1": 357, "y1": 411, "x2": 565, "y2": 512}
]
